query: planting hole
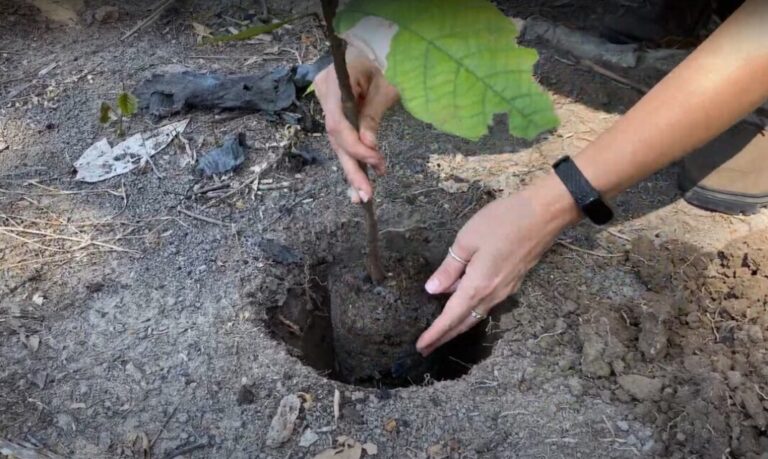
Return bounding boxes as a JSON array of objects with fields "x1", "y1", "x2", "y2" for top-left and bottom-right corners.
[{"x1": 265, "y1": 231, "x2": 514, "y2": 388}]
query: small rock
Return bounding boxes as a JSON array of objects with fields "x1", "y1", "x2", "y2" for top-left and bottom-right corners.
[
  {"x1": 0, "y1": 139, "x2": 8, "y2": 151},
  {"x1": 726, "y1": 371, "x2": 743, "y2": 389},
  {"x1": 237, "y1": 385, "x2": 256, "y2": 405},
  {"x1": 746, "y1": 325, "x2": 764, "y2": 343},
  {"x1": 616, "y1": 420, "x2": 630, "y2": 432},
  {"x1": 298, "y1": 429, "x2": 318, "y2": 448},
  {"x1": 97, "y1": 431, "x2": 111, "y2": 449},
  {"x1": 567, "y1": 377, "x2": 584, "y2": 397},
  {"x1": 176, "y1": 412, "x2": 189, "y2": 423},
  {"x1": 56, "y1": 413, "x2": 75, "y2": 431},
  {"x1": 342, "y1": 405, "x2": 364, "y2": 424},
  {"x1": 683, "y1": 355, "x2": 710, "y2": 374},
  {"x1": 642, "y1": 440, "x2": 656, "y2": 452},
  {"x1": 617, "y1": 374, "x2": 663, "y2": 401},
  {"x1": 125, "y1": 362, "x2": 144, "y2": 382},
  {"x1": 614, "y1": 388, "x2": 632, "y2": 403},
  {"x1": 22, "y1": 334, "x2": 40, "y2": 353},
  {"x1": 561, "y1": 298, "x2": 579, "y2": 314},
  {"x1": 94, "y1": 6, "x2": 119, "y2": 23},
  {"x1": 557, "y1": 354, "x2": 576, "y2": 371},
  {"x1": 265, "y1": 394, "x2": 301, "y2": 448},
  {"x1": 362, "y1": 442, "x2": 378, "y2": 455}
]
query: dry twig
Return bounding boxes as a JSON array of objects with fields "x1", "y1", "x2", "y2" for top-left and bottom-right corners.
[
  {"x1": 0, "y1": 226, "x2": 136, "y2": 253},
  {"x1": 177, "y1": 208, "x2": 232, "y2": 228},
  {"x1": 580, "y1": 59, "x2": 650, "y2": 93},
  {"x1": 556, "y1": 240, "x2": 623, "y2": 258},
  {"x1": 122, "y1": 0, "x2": 176, "y2": 40}
]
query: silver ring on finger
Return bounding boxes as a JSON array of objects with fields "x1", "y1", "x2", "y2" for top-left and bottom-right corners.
[
  {"x1": 470, "y1": 308, "x2": 487, "y2": 321},
  {"x1": 448, "y1": 246, "x2": 469, "y2": 266}
]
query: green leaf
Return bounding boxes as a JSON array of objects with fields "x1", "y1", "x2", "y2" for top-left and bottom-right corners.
[
  {"x1": 99, "y1": 102, "x2": 112, "y2": 124},
  {"x1": 337, "y1": 0, "x2": 558, "y2": 140},
  {"x1": 303, "y1": 82, "x2": 316, "y2": 97},
  {"x1": 204, "y1": 14, "x2": 311, "y2": 43},
  {"x1": 116, "y1": 92, "x2": 138, "y2": 117}
]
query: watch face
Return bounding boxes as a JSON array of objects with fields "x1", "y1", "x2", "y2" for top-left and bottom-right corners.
[{"x1": 583, "y1": 198, "x2": 614, "y2": 225}]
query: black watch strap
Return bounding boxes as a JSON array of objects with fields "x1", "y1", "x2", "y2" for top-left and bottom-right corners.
[{"x1": 553, "y1": 156, "x2": 613, "y2": 225}]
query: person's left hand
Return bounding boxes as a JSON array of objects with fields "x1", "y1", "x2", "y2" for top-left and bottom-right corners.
[{"x1": 416, "y1": 177, "x2": 580, "y2": 356}]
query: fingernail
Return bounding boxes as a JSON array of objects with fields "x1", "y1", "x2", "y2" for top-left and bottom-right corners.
[
  {"x1": 347, "y1": 187, "x2": 360, "y2": 203},
  {"x1": 425, "y1": 277, "x2": 440, "y2": 294},
  {"x1": 358, "y1": 190, "x2": 370, "y2": 203}
]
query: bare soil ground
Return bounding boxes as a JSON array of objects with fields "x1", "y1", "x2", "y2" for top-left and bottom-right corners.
[{"x1": 2, "y1": 1, "x2": 768, "y2": 458}]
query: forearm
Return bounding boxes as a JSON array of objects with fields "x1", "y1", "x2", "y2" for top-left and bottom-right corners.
[{"x1": 537, "y1": 0, "x2": 768, "y2": 227}]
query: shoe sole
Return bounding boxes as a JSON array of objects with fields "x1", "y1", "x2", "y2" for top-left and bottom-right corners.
[{"x1": 680, "y1": 174, "x2": 768, "y2": 215}]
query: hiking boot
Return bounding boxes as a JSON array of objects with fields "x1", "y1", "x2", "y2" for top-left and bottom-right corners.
[
  {"x1": 600, "y1": 0, "x2": 712, "y2": 46},
  {"x1": 679, "y1": 120, "x2": 768, "y2": 215}
]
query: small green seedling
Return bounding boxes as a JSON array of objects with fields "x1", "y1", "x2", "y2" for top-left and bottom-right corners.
[{"x1": 100, "y1": 91, "x2": 138, "y2": 137}]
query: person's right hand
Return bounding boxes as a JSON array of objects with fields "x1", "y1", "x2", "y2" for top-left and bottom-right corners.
[{"x1": 314, "y1": 54, "x2": 399, "y2": 203}]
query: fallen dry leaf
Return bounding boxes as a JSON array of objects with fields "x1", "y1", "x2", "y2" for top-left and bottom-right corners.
[
  {"x1": 74, "y1": 119, "x2": 189, "y2": 182},
  {"x1": 265, "y1": 394, "x2": 301, "y2": 448},
  {"x1": 427, "y1": 443, "x2": 448, "y2": 459},
  {"x1": 32, "y1": 292, "x2": 45, "y2": 305},
  {"x1": 191, "y1": 21, "x2": 213, "y2": 40},
  {"x1": 27, "y1": 0, "x2": 83, "y2": 25},
  {"x1": 427, "y1": 151, "x2": 544, "y2": 196},
  {"x1": 298, "y1": 392, "x2": 315, "y2": 410},
  {"x1": 312, "y1": 436, "x2": 363, "y2": 459},
  {"x1": 384, "y1": 418, "x2": 397, "y2": 433}
]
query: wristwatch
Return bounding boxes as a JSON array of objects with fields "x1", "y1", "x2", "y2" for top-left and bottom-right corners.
[{"x1": 552, "y1": 156, "x2": 614, "y2": 225}]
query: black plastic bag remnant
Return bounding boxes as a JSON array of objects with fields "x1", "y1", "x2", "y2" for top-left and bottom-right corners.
[
  {"x1": 290, "y1": 147, "x2": 325, "y2": 166},
  {"x1": 257, "y1": 238, "x2": 302, "y2": 265},
  {"x1": 134, "y1": 67, "x2": 296, "y2": 119},
  {"x1": 196, "y1": 133, "x2": 248, "y2": 176},
  {"x1": 293, "y1": 52, "x2": 332, "y2": 89}
]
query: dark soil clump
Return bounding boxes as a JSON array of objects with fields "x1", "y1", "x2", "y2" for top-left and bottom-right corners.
[{"x1": 329, "y1": 250, "x2": 441, "y2": 385}]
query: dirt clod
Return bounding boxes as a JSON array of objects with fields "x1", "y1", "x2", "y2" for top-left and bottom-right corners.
[
  {"x1": 578, "y1": 322, "x2": 627, "y2": 378},
  {"x1": 237, "y1": 385, "x2": 256, "y2": 405},
  {"x1": 329, "y1": 249, "x2": 441, "y2": 384},
  {"x1": 93, "y1": 6, "x2": 119, "y2": 23},
  {"x1": 617, "y1": 374, "x2": 663, "y2": 401},
  {"x1": 637, "y1": 294, "x2": 671, "y2": 361},
  {"x1": 739, "y1": 387, "x2": 767, "y2": 431}
]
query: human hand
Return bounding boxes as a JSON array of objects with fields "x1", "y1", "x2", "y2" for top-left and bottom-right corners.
[
  {"x1": 416, "y1": 175, "x2": 582, "y2": 356},
  {"x1": 314, "y1": 53, "x2": 399, "y2": 203}
]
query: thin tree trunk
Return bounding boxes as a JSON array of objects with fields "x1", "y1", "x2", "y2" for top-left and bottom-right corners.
[{"x1": 320, "y1": 0, "x2": 386, "y2": 284}]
